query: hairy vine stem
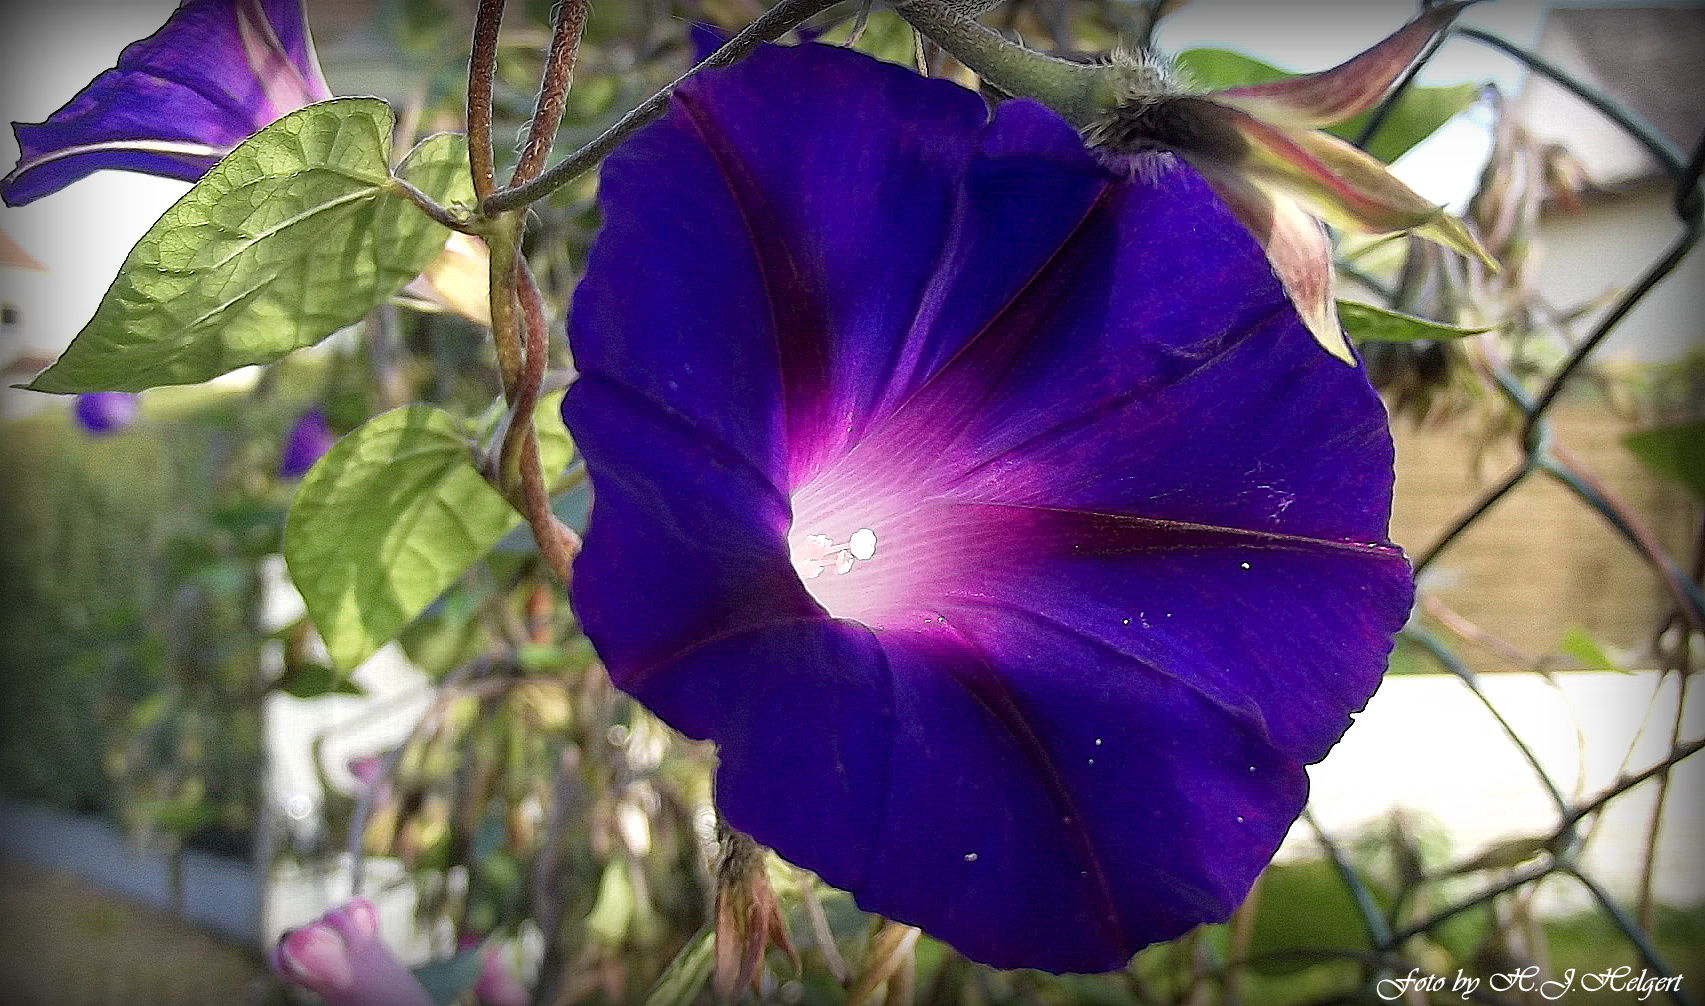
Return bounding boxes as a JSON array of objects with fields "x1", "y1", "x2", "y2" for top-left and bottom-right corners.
[{"x1": 480, "y1": 0, "x2": 843, "y2": 214}]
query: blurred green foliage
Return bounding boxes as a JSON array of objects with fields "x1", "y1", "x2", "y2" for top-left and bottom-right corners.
[{"x1": 0, "y1": 389, "x2": 271, "y2": 847}]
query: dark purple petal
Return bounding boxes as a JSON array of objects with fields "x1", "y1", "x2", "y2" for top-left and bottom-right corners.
[
  {"x1": 4, "y1": 0, "x2": 330, "y2": 205},
  {"x1": 587, "y1": 43, "x2": 992, "y2": 480},
  {"x1": 864, "y1": 615, "x2": 1307, "y2": 972},
  {"x1": 566, "y1": 373, "x2": 819, "y2": 677},
  {"x1": 830, "y1": 154, "x2": 1378, "y2": 524},
  {"x1": 940, "y1": 508, "x2": 1411, "y2": 762},
  {"x1": 563, "y1": 43, "x2": 1413, "y2": 973},
  {"x1": 72, "y1": 391, "x2": 140, "y2": 435},
  {"x1": 279, "y1": 407, "x2": 334, "y2": 478},
  {"x1": 689, "y1": 22, "x2": 728, "y2": 64},
  {"x1": 635, "y1": 618, "x2": 894, "y2": 893}
]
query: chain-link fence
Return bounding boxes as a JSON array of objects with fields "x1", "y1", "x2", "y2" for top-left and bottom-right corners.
[
  {"x1": 1227, "y1": 7, "x2": 1704, "y2": 1005},
  {"x1": 1, "y1": 2, "x2": 1700, "y2": 1004}
]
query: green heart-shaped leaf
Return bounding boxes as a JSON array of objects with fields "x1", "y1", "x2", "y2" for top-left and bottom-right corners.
[
  {"x1": 28, "y1": 98, "x2": 471, "y2": 394},
  {"x1": 283, "y1": 396, "x2": 571, "y2": 671}
]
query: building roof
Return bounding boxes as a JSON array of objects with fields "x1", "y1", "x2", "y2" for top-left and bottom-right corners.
[
  {"x1": 1514, "y1": 6, "x2": 1704, "y2": 189},
  {"x1": 0, "y1": 228, "x2": 46, "y2": 272}
]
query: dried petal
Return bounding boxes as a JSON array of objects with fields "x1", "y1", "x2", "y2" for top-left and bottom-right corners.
[
  {"x1": 713, "y1": 830, "x2": 797, "y2": 1005},
  {"x1": 1191, "y1": 161, "x2": 1351, "y2": 362},
  {"x1": 844, "y1": 922, "x2": 921, "y2": 1006},
  {"x1": 1224, "y1": 107, "x2": 1495, "y2": 266},
  {"x1": 1215, "y1": 1, "x2": 1479, "y2": 128}
]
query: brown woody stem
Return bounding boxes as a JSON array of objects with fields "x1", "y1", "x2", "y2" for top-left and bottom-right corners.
[
  {"x1": 467, "y1": 0, "x2": 504, "y2": 201},
  {"x1": 511, "y1": 0, "x2": 589, "y2": 187},
  {"x1": 481, "y1": 0, "x2": 842, "y2": 214},
  {"x1": 506, "y1": 258, "x2": 580, "y2": 583}
]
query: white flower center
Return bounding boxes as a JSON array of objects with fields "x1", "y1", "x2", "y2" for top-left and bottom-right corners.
[{"x1": 790, "y1": 527, "x2": 878, "y2": 580}]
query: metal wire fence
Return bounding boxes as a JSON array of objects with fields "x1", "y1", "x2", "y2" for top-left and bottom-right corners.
[
  {"x1": 9, "y1": 3, "x2": 1699, "y2": 1004},
  {"x1": 317, "y1": 5, "x2": 1705, "y2": 1004},
  {"x1": 1276, "y1": 10, "x2": 1704, "y2": 1006}
]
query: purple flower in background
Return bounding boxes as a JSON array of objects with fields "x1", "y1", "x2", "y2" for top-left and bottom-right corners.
[
  {"x1": 279, "y1": 407, "x2": 334, "y2": 478},
  {"x1": 72, "y1": 391, "x2": 140, "y2": 435},
  {"x1": 2, "y1": 0, "x2": 331, "y2": 205},
  {"x1": 562, "y1": 44, "x2": 1412, "y2": 973},
  {"x1": 270, "y1": 898, "x2": 433, "y2": 1006}
]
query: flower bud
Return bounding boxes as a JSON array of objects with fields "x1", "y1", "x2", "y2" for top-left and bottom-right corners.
[
  {"x1": 270, "y1": 899, "x2": 433, "y2": 1006},
  {"x1": 474, "y1": 945, "x2": 531, "y2": 1006}
]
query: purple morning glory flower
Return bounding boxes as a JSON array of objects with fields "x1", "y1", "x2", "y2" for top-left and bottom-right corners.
[
  {"x1": 2, "y1": 0, "x2": 331, "y2": 206},
  {"x1": 562, "y1": 44, "x2": 1413, "y2": 973},
  {"x1": 279, "y1": 407, "x2": 333, "y2": 478},
  {"x1": 73, "y1": 391, "x2": 140, "y2": 435}
]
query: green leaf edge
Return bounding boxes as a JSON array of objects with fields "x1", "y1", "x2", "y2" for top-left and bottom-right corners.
[
  {"x1": 283, "y1": 397, "x2": 573, "y2": 672},
  {"x1": 1621, "y1": 418, "x2": 1705, "y2": 501},
  {"x1": 1338, "y1": 300, "x2": 1492, "y2": 343},
  {"x1": 26, "y1": 99, "x2": 471, "y2": 395}
]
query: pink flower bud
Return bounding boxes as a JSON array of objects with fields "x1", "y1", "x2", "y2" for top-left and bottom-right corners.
[
  {"x1": 474, "y1": 945, "x2": 531, "y2": 1006},
  {"x1": 270, "y1": 899, "x2": 433, "y2": 1006}
]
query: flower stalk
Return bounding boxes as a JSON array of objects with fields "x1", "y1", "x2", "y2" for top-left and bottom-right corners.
[
  {"x1": 464, "y1": 0, "x2": 589, "y2": 582},
  {"x1": 485, "y1": 211, "x2": 525, "y2": 396},
  {"x1": 480, "y1": 0, "x2": 843, "y2": 215},
  {"x1": 511, "y1": 0, "x2": 589, "y2": 187},
  {"x1": 467, "y1": 0, "x2": 505, "y2": 201},
  {"x1": 889, "y1": 0, "x2": 1122, "y2": 127},
  {"x1": 480, "y1": 206, "x2": 577, "y2": 583},
  {"x1": 512, "y1": 259, "x2": 581, "y2": 581}
]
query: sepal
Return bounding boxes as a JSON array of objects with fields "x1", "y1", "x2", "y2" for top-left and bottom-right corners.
[
  {"x1": 1225, "y1": 107, "x2": 1495, "y2": 268},
  {"x1": 1195, "y1": 161, "x2": 1353, "y2": 363},
  {"x1": 1215, "y1": 1, "x2": 1480, "y2": 128}
]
